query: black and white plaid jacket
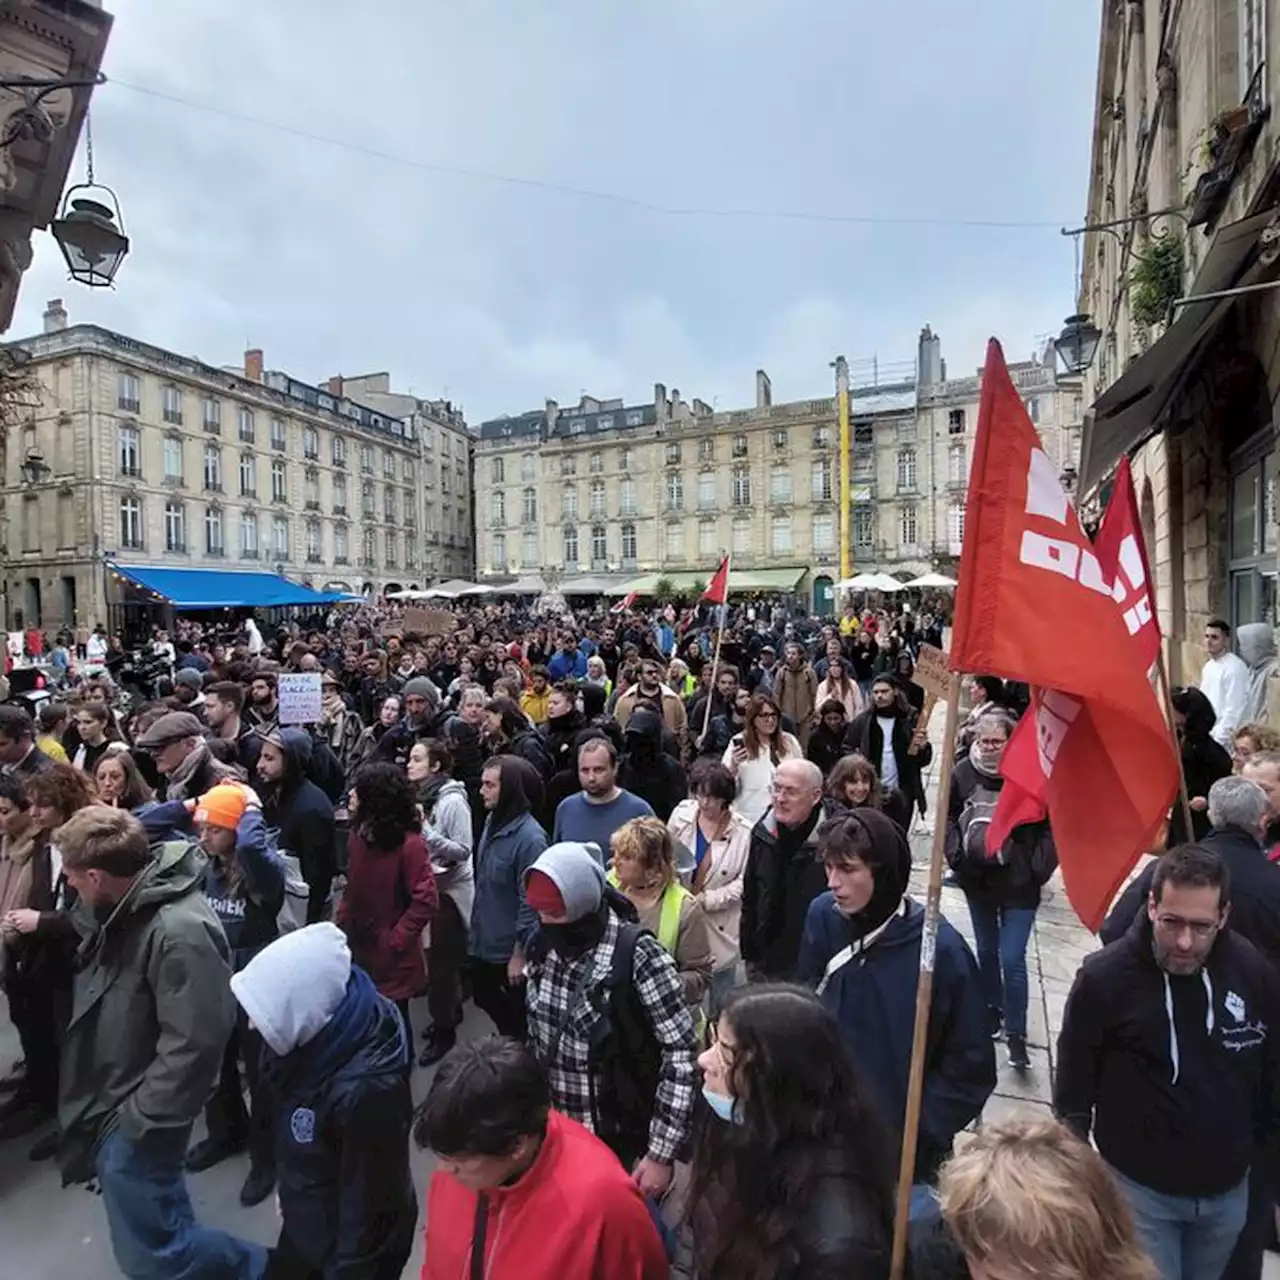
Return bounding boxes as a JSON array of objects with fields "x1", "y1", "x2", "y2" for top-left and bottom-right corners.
[{"x1": 525, "y1": 911, "x2": 697, "y2": 1163}]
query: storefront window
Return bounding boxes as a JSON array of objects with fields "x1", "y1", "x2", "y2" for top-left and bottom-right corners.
[{"x1": 1229, "y1": 444, "x2": 1277, "y2": 627}]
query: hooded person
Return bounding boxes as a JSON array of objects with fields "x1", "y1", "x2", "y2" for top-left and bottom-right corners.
[
  {"x1": 1237, "y1": 622, "x2": 1279, "y2": 727},
  {"x1": 797, "y1": 808, "x2": 995, "y2": 1185},
  {"x1": 374, "y1": 675, "x2": 442, "y2": 769},
  {"x1": 617, "y1": 707, "x2": 689, "y2": 824},
  {"x1": 1170, "y1": 686, "x2": 1234, "y2": 845},
  {"x1": 579, "y1": 683, "x2": 625, "y2": 755},
  {"x1": 257, "y1": 727, "x2": 336, "y2": 924},
  {"x1": 230, "y1": 923, "x2": 417, "y2": 1280}
]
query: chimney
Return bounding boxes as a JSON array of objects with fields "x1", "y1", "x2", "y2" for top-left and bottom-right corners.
[
  {"x1": 244, "y1": 348, "x2": 264, "y2": 382},
  {"x1": 653, "y1": 383, "x2": 667, "y2": 421},
  {"x1": 327, "y1": 375, "x2": 344, "y2": 397},
  {"x1": 544, "y1": 398, "x2": 559, "y2": 436},
  {"x1": 755, "y1": 369, "x2": 772, "y2": 408},
  {"x1": 917, "y1": 325, "x2": 943, "y2": 387},
  {"x1": 43, "y1": 299, "x2": 67, "y2": 333}
]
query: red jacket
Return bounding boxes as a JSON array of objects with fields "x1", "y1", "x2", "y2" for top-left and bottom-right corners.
[
  {"x1": 337, "y1": 829, "x2": 437, "y2": 1001},
  {"x1": 422, "y1": 1110, "x2": 668, "y2": 1280}
]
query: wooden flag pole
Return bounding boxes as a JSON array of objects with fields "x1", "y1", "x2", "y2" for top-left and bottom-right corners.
[
  {"x1": 890, "y1": 673, "x2": 963, "y2": 1280},
  {"x1": 699, "y1": 556, "x2": 730, "y2": 749},
  {"x1": 1154, "y1": 645, "x2": 1196, "y2": 845}
]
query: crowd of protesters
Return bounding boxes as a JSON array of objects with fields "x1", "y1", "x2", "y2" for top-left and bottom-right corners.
[{"x1": 1, "y1": 595, "x2": 1279, "y2": 1279}]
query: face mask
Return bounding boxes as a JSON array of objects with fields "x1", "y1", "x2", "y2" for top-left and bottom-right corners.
[
  {"x1": 701, "y1": 1085, "x2": 741, "y2": 1124},
  {"x1": 540, "y1": 910, "x2": 607, "y2": 958}
]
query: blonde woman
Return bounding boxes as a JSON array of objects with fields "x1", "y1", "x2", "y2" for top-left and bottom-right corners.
[
  {"x1": 607, "y1": 816, "x2": 713, "y2": 1008},
  {"x1": 723, "y1": 693, "x2": 803, "y2": 824},
  {"x1": 939, "y1": 1118, "x2": 1158, "y2": 1280},
  {"x1": 813, "y1": 655, "x2": 863, "y2": 721}
]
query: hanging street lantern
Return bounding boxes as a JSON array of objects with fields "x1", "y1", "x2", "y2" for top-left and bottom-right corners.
[
  {"x1": 51, "y1": 189, "x2": 128, "y2": 287},
  {"x1": 1054, "y1": 313, "x2": 1102, "y2": 376}
]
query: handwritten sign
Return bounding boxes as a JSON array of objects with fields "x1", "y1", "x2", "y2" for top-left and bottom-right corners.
[
  {"x1": 403, "y1": 607, "x2": 455, "y2": 637},
  {"x1": 277, "y1": 673, "x2": 323, "y2": 726},
  {"x1": 911, "y1": 644, "x2": 953, "y2": 699}
]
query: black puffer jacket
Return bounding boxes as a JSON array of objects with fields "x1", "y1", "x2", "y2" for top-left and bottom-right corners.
[
  {"x1": 617, "y1": 708, "x2": 688, "y2": 823},
  {"x1": 842, "y1": 705, "x2": 932, "y2": 816}
]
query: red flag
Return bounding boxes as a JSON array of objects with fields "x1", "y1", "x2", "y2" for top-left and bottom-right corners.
[
  {"x1": 702, "y1": 556, "x2": 730, "y2": 605},
  {"x1": 952, "y1": 340, "x2": 1177, "y2": 931},
  {"x1": 610, "y1": 591, "x2": 637, "y2": 615}
]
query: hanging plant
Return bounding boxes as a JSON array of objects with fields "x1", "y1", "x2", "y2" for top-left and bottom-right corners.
[{"x1": 1129, "y1": 233, "x2": 1184, "y2": 330}]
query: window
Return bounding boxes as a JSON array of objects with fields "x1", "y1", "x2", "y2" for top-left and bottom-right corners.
[
  {"x1": 619, "y1": 477, "x2": 637, "y2": 517},
  {"x1": 896, "y1": 419, "x2": 917, "y2": 443},
  {"x1": 163, "y1": 437, "x2": 184, "y2": 484},
  {"x1": 362, "y1": 480, "x2": 375, "y2": 518},
  {"x1": 203, "y1": 444, "x2": 222, "y2": 491},
  {"x1": 272, "y1": 515, "x2": 289, "y2": 558},
  {"x1": 853, "y1": 505, "x2": 873, "y2": 548},
  {"x1": 272, "y1": 459, "x2": 287, "y2": 502},
  {"x1": 598, "y1": 416, "x2": 614, "y2": 431},
  {"x1": 119, "y1": 424, "x2": 140, "y2": 476},
  {"x1": 440, "y1": 435, "x2": 450, "y2": 457},
  {"x1": 402, "y1": 458, "x2": 415, "y2": 483},
  {"x1": 854, "y1": 421, "x2": 874, "y2": 446},
  {"x1": 239, "y1": 453, "x2": 256, "y2": 497},
  {"x1": 699, "y1": 520, "x2": 717, "y2": 557},
  {"x1": 626, "y1": 411, "x2": 644, "y2": 427},
  {"x1": 383, "y1": 449, "x2": 394, "y2": 478},
  {"x1": 591, "y1": 524, "x2": 607, "y2": 564},
  {"x1": 699, "y1": 438, "x2": 715, "y2": 462},
  {"x1": 590, "y1": 480, "x2": 606, "y2": 518},
  {"x1": 773, "y1": 428, "x2": 788, "y2": 452},
  {"x1": 523, "y1": 487, "x2": 538, "y2": 524},
  {"x1": 562, "y1": 484, "x2": 578, "y2": 520},
  {"x1": 770, "y1": 466, "x2": 792, "y2": 504},
  {"x1": 305, "y1": 468, "x2": 320, "y2": 508},
  {"x1": 205, "y1": 506, "x2": 224, "y2": 556},
  {"x1": 563, "y1": 524, "x2": 579, "y2": 564},
  {"x1": 385, "y1": 531, "x2": 397, "y2": 567},
  {"x1": 203, "y1": 397, "x2": 221, "y2": 433},
  {"x1": 620, "y1": 448, "x2": 633, "y2": 472},
  {"x1": 307, "y1": 519, "x2": 322, "y2": 561},
  {"x1": 333, "y1": 522, "x2": 346, "y2": 561},
  {"x1": 238, "y1": 407, "x2": 255, "y2": 442},
  {"x1": 621, "y1": 521, "x2": 636, "y2": 562},
  {"x1": 521, "y1": 453, "x2": 536, "y2": 481},
  {"x1": 666, "y1": 471, "x2": 684, "y2": 512},
  {"x1": 698, "y1": 472, "x2": 716, "y2": 510},
  {"x1": 589, "y1": 451, "x2": 603, "y2": 474},
  {"x1": 385, "y1": 489, "x2": 397, "y2": 522},
  {"x1": 485, "y1": 458, "x2": 503, "y2": 488},
  {"x1": 897, "y1": 447, "x2": 917, "y2": 492},
  {"x1": 118, "y1": 372, "x2": 140, "y2": 413},
  {"x1": 733, "y1": 519, "x2": 751, "y2": 554},
  {"x1": 771, "y1": 515, "x2": 793, "y2": 556},
  {"x1": 363, "y1": 528, "x2": 376, "y2": 565},
  {"x1": 665, "y1": 522, "x2": 685, "y2": 560},
  {"x1": 1242, "y1": 0, "x2": 1267, "y2": 101},
  {"x1": 333, "y1": 475, "x2": 347, "y2": 513},
  {"x1": 1229, "y1": 447, "x2": 1278, "y2": 627},
  {"x1": 732, "y1": 434, "x2": 748, "y2": 458},
  {"x1": 405, "y1": 535, "x2": 417, "y2": 568},
  {"x1": 492, "y1": 533, "x2": 507, "y2": 572},
  {"x1": 441, "y1": 467, "x2": 450, "y2": 495},
  {"x1": 665, "y1": 442, "x2": 681, "y2": 465},
  {"x1": 948, "y1": 408, "x2": 965, "y2": 435},
  {"x1": 853, "y1": 452, "x2": 875, "y2": 481},
  {"x1": 732, "y1": 466, "x2": 751, "y2": 506},
  {"x1": 948, "y1": 501, "x2": 966, "y2": 551},
  {"x1": 560, "y1": 455, "x2": 576, "y2": 477},
  {"x1": 811, "y1": 457, "x2": 832, "y2": 502},
  {"x1": 522, "y1": 530, "x2": 538, "y2": 566},
  {"x1": 360, "y1": 444, "x2": 373, "y2": 473},
  {"x1": 1025, "y1": 396, "x2": 1040, "y2": 424},
  {"x1": 491, "y1": 490, "x2": 506, "y2": 526},
  {"x1": 332, "y1": 435, "x2": 347, "y2": 467},
  {"x1": 119, "y1": 496, "x2": 143, "y2": 549},
  {"x1": 164, "y1": 501, "x2": 185, "y2": 552},
  {"x1": 162, "y1": 386, "x2": 182, "y2": 425},
  {"x1": 304, "y1": 426, "x2": 319, "y2": 459},
  {"x1": 271, "y1": 417, "x2": 287, "y2": 451},
  {"x1": 1072, "y1": 393, "x2": 1083, "y2": 422},
  {"x1": 813, "y1": 513, "x2": 834, "y2": 554},
  {"x1": 900, "y1": 504, "x2": 918, "y2": 547},
  {"x1": 812, "y1": 424, "x2": 831, "y2": 449},
  {"x1": 949, "y1": 442, "x2": 967, "y2": 485},
  {"x1": 241, "y1": 511, "x2": 259, "y2": 557}
]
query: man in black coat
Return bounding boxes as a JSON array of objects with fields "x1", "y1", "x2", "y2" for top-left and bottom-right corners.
[{"x1": 842, "y1": 677, "x2": 932, "y2": 817}]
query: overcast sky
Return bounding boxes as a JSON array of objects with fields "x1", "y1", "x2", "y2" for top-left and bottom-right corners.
[{"x1": 14, "y1": 0, "x2": 1102, "y2": 423}]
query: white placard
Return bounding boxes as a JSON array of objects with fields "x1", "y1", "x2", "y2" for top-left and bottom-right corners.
[
  {"x1": 277, "y1": 673, "x2": 323, "y2": 726},
  {"x1": 6, "y1": 633, "x2": 22, "y2": 659}
]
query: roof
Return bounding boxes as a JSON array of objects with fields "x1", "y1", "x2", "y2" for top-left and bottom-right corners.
[
  {"x1": 110, "y1": 564, "x2": 346, "y2": 610},
  {"x1": 548, "y1": 404, "x2": 656, "y2": 439},
  {"x1": 477, "y1": 411, "x2": 546, "y2": 442}
]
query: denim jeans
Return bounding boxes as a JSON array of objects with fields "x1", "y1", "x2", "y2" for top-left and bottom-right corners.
[
  {"x1": 96, "y1": 1124, "x2": 267, "y2": 1280},
  {"x1": 965, "y1": 899, "x2": 1036, "y2": 1038},
  {"x1": 1111, "y1": 1166, "x2": 1248, "y2": 1280}
]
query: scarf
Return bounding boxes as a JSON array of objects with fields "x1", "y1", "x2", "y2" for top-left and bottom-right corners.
[
  {"x1": 165, "y1": 740, "x2": 238, "y2": 800},
  {"x1": 968, "y1": 740, "x2": 1004, "y2": 781},
  {"x1": 0, "y1": 825, "x2": 37, "y2": 919},
  {"x1": 321, "y1": 689, "x2": 347, "y2": 723}
]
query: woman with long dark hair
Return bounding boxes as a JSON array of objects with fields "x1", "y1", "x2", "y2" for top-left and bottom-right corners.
[
  {"x1": 688, "y1": 983, "x2": 895, "y2": 1279},
  {"x1": 92, "y1": 748, "x2": 154, "y2": 810},
  {"x1": 337, "y1": 762, "x2": 439, "y2": 1042},
  {"x1": 724, "y1": 693, "x2": 803, "y2": 824},
  {"x1": 824, "y1": 752, "x2": 913, "y2": 834}
]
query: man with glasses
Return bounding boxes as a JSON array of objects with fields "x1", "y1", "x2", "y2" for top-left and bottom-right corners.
[{"x1": 1056, "y1": 845, "x2": 1280, "y2": 1280}]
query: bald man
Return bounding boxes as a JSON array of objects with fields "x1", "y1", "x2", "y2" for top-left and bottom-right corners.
[{"x1": 740, "y1": 758, "x2": 829, "y2": 981}]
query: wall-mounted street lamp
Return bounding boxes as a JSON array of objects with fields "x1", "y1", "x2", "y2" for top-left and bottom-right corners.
[
  {"x1": 20, "y1": 447, "x2": 50, "y2": 485},
  {"x1": 1054, "y1": 314, "x2": 1102, "y2": 376}
]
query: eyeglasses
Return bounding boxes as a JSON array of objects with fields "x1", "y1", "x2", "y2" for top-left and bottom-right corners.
[
  {"x1": 769, "y1": 782, "x2": 809, "y2": 798},
  {"x1": 1154, "y1": 913, "x2": 1220, "y2": 939}
]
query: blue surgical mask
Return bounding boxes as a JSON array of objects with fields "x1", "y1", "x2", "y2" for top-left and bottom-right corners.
[{"x1": 701, "y1": 1085, "x2": 740, "y2": 1124}]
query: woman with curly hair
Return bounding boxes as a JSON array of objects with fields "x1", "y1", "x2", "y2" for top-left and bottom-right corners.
[
  {"x1": 687, "y1": 982, "x2": 895, "y2": 1279},
  {"x1": 337, "y1": 761, "x2": 438, "y2": 1042},
  {"x1": 723, "y1": 693, "x2": 803, "y2": 824},
  {"x1": 92, "y1": 748, "x2": 154, "y2": 810},
  {"x1": 824, "y1": 752, "x2": 912, "y2": 834}
]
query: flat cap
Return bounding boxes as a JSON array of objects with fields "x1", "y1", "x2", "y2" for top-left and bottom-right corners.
[{"x1": 134, "y1": 711, "x2": 205, "y2": 750}]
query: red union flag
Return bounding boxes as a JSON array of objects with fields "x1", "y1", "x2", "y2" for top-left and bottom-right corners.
[
  {"x1": 610, "y1": 591, "x2": 637, "y2": 614},
  {"x1": 702, "y1": 556, "x2": 730, "y2": 606},
  {"x1": 1093, "y1": 454, "x2": 1161, "y2": 670},
  {"x1": 952, "y1": 340, "x2": 1177, "y2": 931}
]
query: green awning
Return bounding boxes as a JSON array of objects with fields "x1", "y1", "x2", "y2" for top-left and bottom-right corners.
[
  {"x1": 613, "y1": 572, "x2": 706, "y2": 597},
  {"x1": 729, "y1": 567, "x2": 808, "y2": 593}
]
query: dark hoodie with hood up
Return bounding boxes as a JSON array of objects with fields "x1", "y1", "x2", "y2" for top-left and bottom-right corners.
[
  {"x1": 263, "y1": 728, "x2": 336, "y2": 924},
  {"x1": 796, "y1": 809, "x2": 995, "y2": 1181},
  {"x1": 617, "y1": 707, "x2": 688, "y2": 823}
]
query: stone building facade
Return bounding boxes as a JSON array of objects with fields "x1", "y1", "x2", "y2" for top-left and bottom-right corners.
[
  {"x1": 2, "y1": 301, "x2": 456, "y2": 630},
  {"x1": 1078, "y1": 0, "x2": 1280, "y2": 683}
]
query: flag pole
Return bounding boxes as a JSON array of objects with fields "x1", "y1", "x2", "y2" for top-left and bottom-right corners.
[
  {"x1": 700, "y1": 554, "x2": 730, "y2": 749},
  {"x1": 1154, "y1": 645, "x2": 1196, "y2": 844},
  {"x1": 890, "y1": 672, "x2": 963, "y2": 1280}
]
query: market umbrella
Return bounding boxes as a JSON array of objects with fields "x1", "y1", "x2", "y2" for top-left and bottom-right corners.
[{"x1": 904, "y1": 571, "x2": 958, "y2": 589}]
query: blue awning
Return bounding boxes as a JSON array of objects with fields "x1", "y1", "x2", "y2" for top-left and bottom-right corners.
[{"x1": 110, "y1": 563, "x2": 347, "y2": 610}]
